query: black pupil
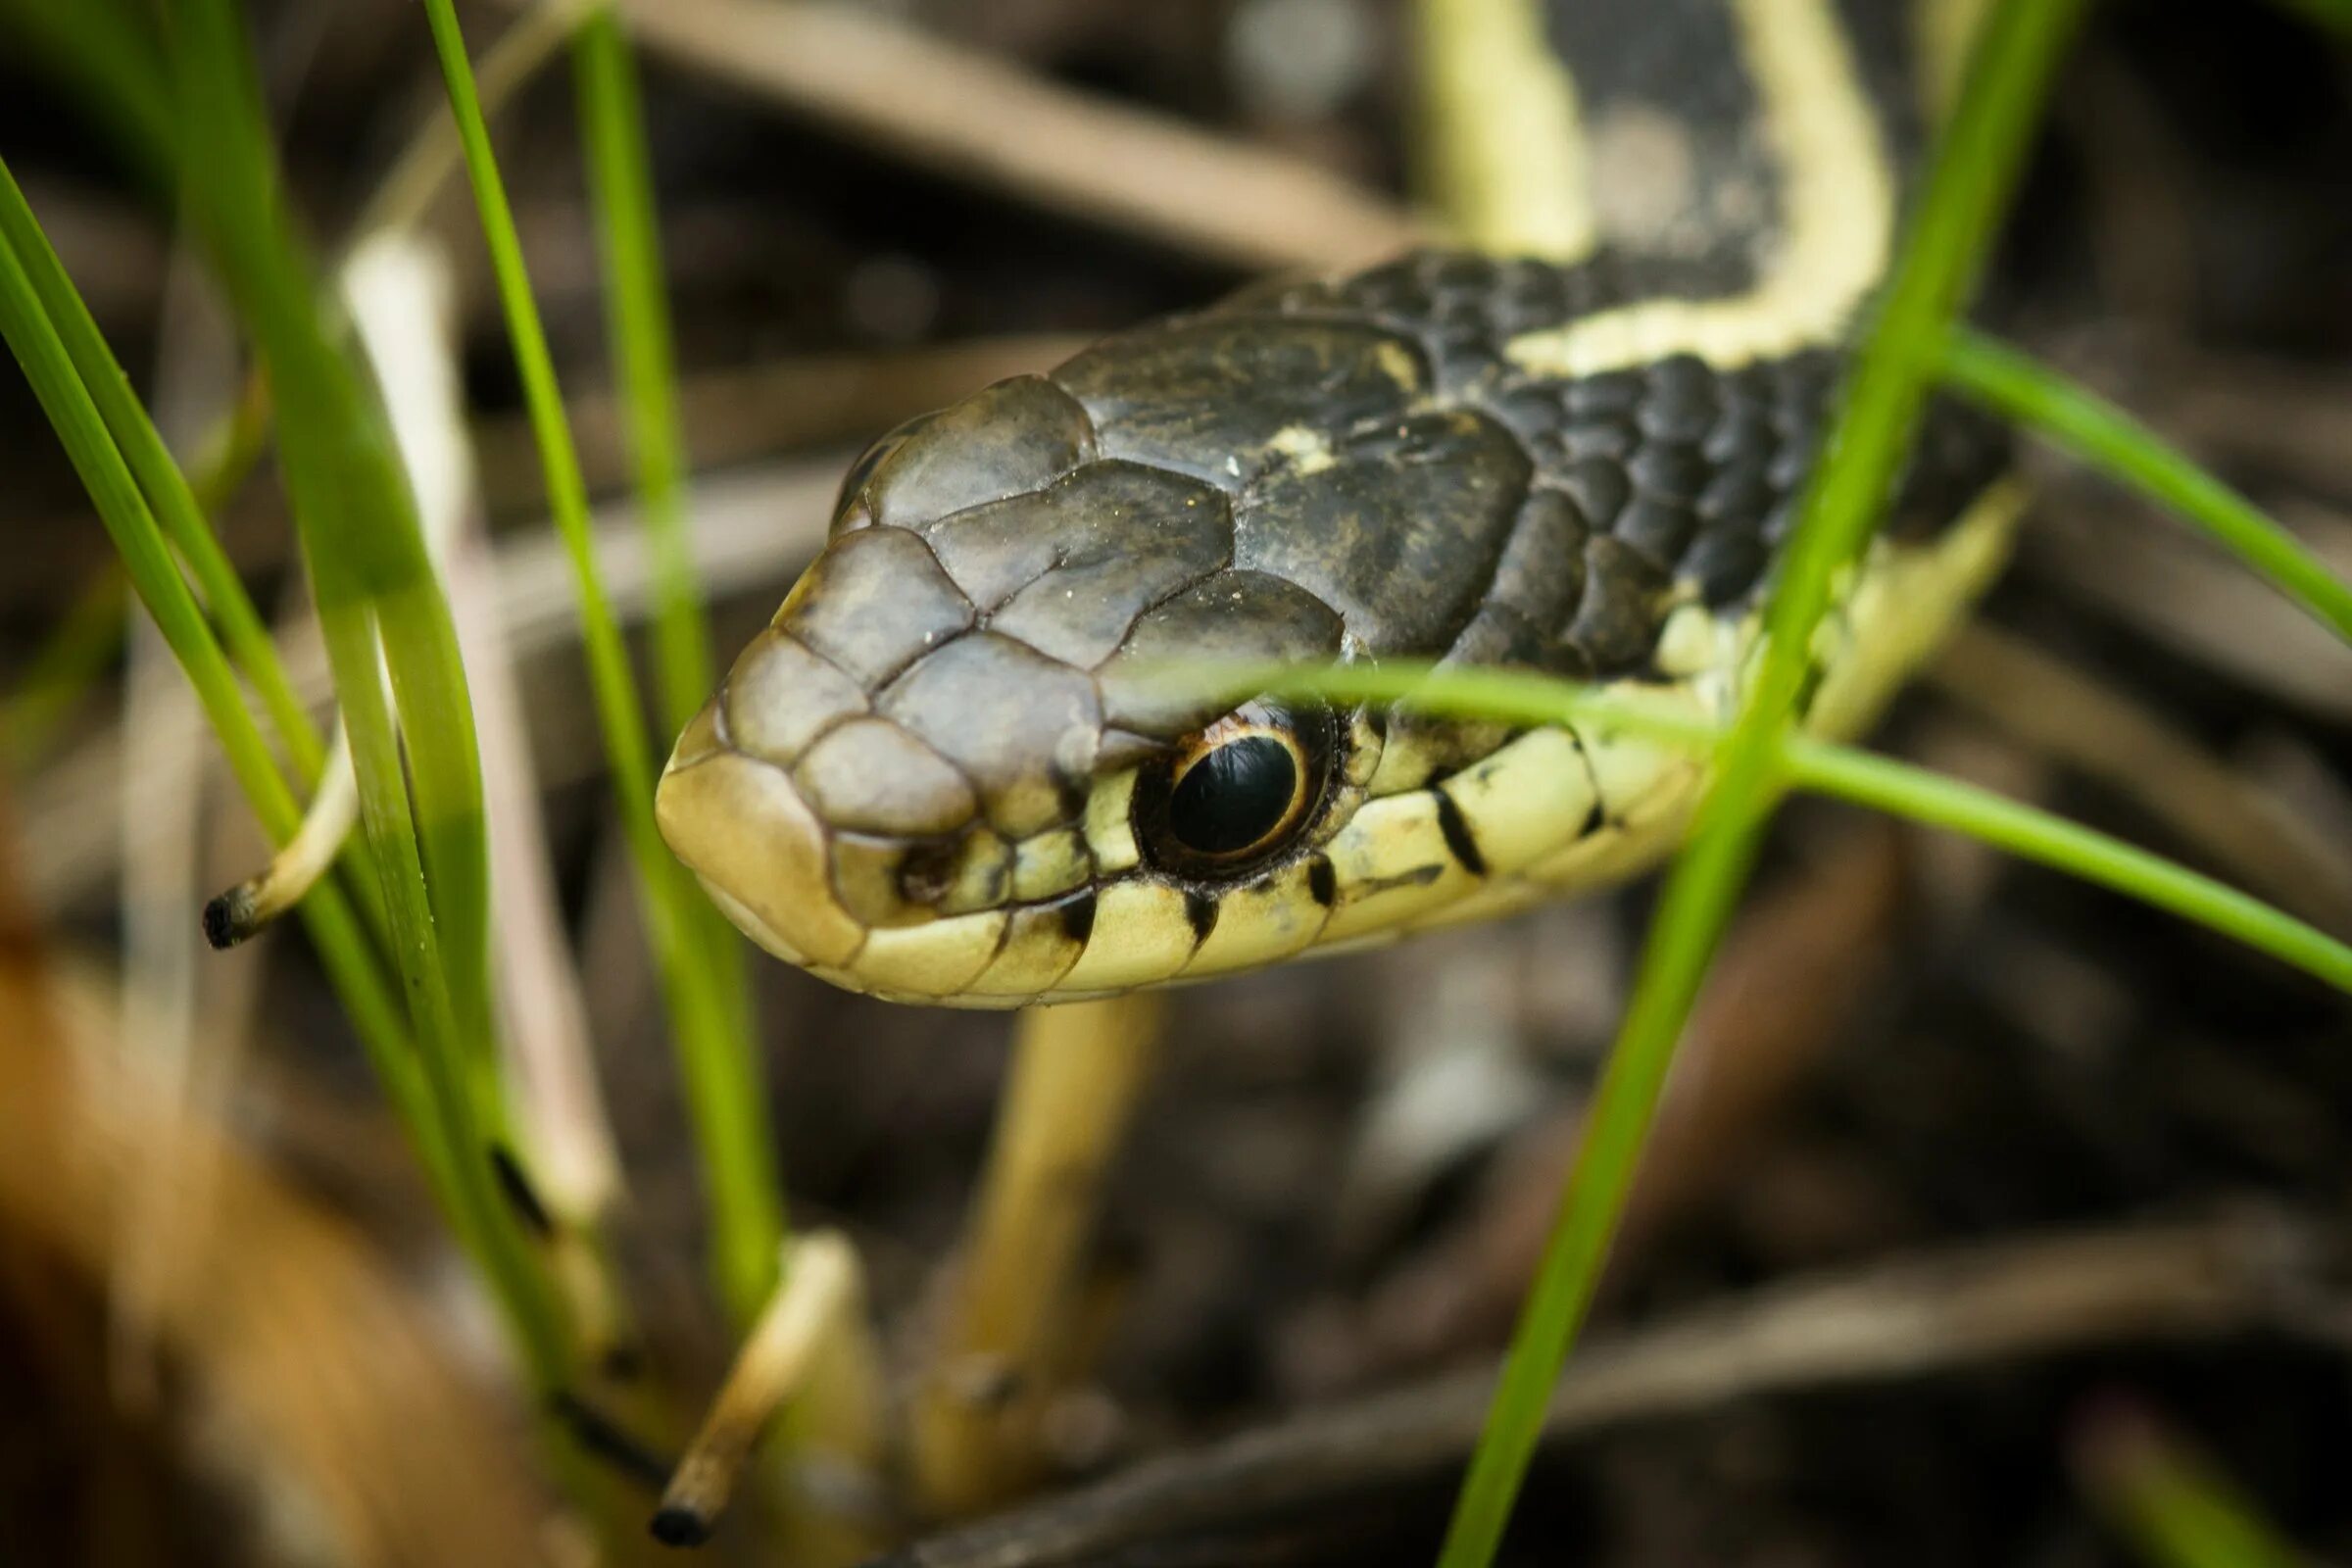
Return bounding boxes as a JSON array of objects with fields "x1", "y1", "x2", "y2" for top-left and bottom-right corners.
[{"x1": 1167, "y1": 736, "x2": 1297, "y2": 858}]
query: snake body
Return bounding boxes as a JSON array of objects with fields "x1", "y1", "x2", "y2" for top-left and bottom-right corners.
[{"x1": 657, "y1": 0, "x2": 2019, "y2": 1006}]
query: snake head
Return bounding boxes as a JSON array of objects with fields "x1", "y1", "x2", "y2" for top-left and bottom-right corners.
[
  {"x1": 656, "y1": 256, "x2": 1972, "y2": 1004},
  {"x1": 656, "y1": 368, "x2": 1401, "y2": 1007}
]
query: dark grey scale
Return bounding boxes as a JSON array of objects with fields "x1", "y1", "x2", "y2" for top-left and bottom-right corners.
[
  {"x1": 1490, "y1": 385, "x2": 1570, "y2": 446},
  {"x1": 1700, "y1": 403, "x2": 1777, "y2": 466},
  {"x1": 1694, "y1": 448, "x2": 1775, "y2": 528},
  {"x1": 1765, "y1": 432, "x2": 1815, "y2": 493},
  {"x1": 861, "y1": 375, "x2": 1097, "y2": 533},
  {"x1": 1565, "y1": 535, "x2": 1677, "y2": 671},
  {"x1": 918, "y1": 461, "x2": 1232, "y2": 614},
  {"x1": 1682, "y1": 521, "x2": 1772, "y2": 609},
  {"x1": 1635, "y1": 355, "x2": 1722, "y2": 443},
  {"x1": 1234, "y1": 408, "x2": 1532, "y2": 656},
  {"x1": 1557, "y1": 457, "x2": 1633, "y2": 533},
  {"x1": 1766, "y1": 356, "x2": 1840, "y2": 429},
  {"x1": 1097, "y1": 568, "x2": 1345, "y2": 742},
  {"x1": 1051, "y1": 316, "x2": 1430, "y2": 489},
  {"x1": 1562, "y1": 417, "x2": 1642, "y2": 465},
  {"x1": 1885, "y1": 392, "x2": 2012, "y2": 540},
  {"x1": 1625, "y1": 442, "x2": 1711, "y2": 505},
  {"x1": 774, "y1": 526, "x2": 975, "y2": 690},
  {"x1": 1614, "y1": 495, "x2": 1701, "y2": 572},
  {"x1": 1566, "y1": 370, "x2": 1644, "y2": 418},
  {"x1": 1439, "y1": 601, "x2": 1586, "y2": 688},
  {"x1": 1484, "y1": 488, "x2": 1592, "y2": 632}
]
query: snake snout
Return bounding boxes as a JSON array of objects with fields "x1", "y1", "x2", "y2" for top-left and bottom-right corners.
[{"x1": 655, "y1": 739, "x2": 866, "y2": 970}]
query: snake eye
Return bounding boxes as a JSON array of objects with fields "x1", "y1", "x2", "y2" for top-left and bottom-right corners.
[{"x1": 1137, "y1": 703, "x2": 1334, "y2": 877}]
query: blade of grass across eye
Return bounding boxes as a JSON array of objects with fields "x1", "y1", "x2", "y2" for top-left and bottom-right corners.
[
  {"x1": 1941, "y1": 328, "x2": 2352, "y2": 645},
  {"x1": 0, "y1": 200, "x2": 445, "y2": 1215},
  {"x1": 1188, "y1": 660, "x2": 2352, "y2": 993},
  {"x1": 165, "y1": 0, "x2": 564, "y2": 1387},
  {"x1": 1432, "y1": 2, "x2": 2091, "y2": 1562},
  {"x1": 422, "y1": 0, "x2": 786, "y2": 1325}
]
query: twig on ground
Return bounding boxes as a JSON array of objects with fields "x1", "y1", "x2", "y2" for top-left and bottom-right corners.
[
  {"x1": 470, "y1": 335, "x2": 1087, "y2": 512},
  {"x1": 1353, "y1": 827, "x2": 1910, "y2": 1375},
  {"x1": 877, "y1": 1213, "x2": 2339, "y2": 1568},
  {"x1": 653, "y1": 1231, "x2": 863, "y2": 1547},
  {"x1": 1933, "y1": 621, "x2": 2352, "y2": 935},
  {"x1": 510, "y1": 0, "x2": 1420, "y2": 272},
  {"x1": 2024, "y1": 486, "x2": 2352, "y2": 724}
]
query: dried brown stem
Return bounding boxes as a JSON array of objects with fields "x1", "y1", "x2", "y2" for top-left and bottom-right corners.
[
  {"x1": 561, "y1": 0, "x2": 1420, "y2": 272},
  {"x1": 911, "y1": 995, "x2": 1167, "y2": 1518},
  {"x1": 1933, "y1": 620, "x2": 2352, "y2": 935},
  {"x1": 878, "y1": 1213, "x2": 2339, "y2": 1568}
]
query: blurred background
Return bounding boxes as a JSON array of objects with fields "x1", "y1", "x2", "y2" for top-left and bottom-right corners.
[{"x1": 2, "y1": 1, "x2": 2350, "y2": 1564}]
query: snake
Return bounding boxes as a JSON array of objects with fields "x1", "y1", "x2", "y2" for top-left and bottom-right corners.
[{"x1": 655, "y1": 0, "x2": 2023, "y2": 1008}]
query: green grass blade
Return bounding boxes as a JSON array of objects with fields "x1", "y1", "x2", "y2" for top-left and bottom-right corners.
[
  {"x1": 1193, "y1": 659, "x2": 2352, "y2": 993},
  {"x1": 572, "y1": 3, "x2": 763, "y2": 1108},
  {"x1": 0, "y1": 158, "x2": 326, "y2": 787},
  {"x1": 2077, "y1": 1406, "x2": 2314, "y2": 1568},
  {"x1": 2265, "y1": 0, "x2": 2352, "y2": 36},
  {"x1": 1434, "y1": 3, "x2": 2089, "y2": 1562},
  {"x1": 422, "y1": 0, "x2": 786, "y2": 1324},
  {"x1": 572, "y1": 6, "x2": 715, "y2": 737},
  {"x1": 0, "y1": 0, "x2": 172, "y2": 179},
  {"x1": 1942, "y1": 328, "x2": 2352, "y2": 645},
  {"x1": 1785, "y1": 741, "x2": 2351, "y2": 991},
  {"x1": 0, "y1": 200, "x2": 447, "y2": 1216},
  {"x1": 164, "y1": 0, "x2": 562, "y2": 1387}
]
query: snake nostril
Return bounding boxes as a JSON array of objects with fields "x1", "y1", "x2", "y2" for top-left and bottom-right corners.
[{"x1": 897, "y1": 842, "x2": 959, "y2": 906}]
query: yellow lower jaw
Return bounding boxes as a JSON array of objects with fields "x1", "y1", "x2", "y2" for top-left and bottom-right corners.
[{"x1": 660, "y1": 750, "x2": 865, "y2": 969}]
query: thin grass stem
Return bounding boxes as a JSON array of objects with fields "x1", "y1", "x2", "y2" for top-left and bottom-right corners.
[
  {"x1": 1941, "y1": 328, "x2": 2352, "y2": 645},
  {"x1": 2076, "y1": 1404, "x2": 2314, "y2": 1568},
  {"x1": 571, "y1": 0, "x2": 761, "y2": 1070},
  {"x1": 166, "y1": 0, "x2": 562, "y2": 1387},
  {"x1": 0, "y1": 204, "x2": 445, "y2": 1216},
  {"x1": 1433, "y1": 3, "x2": 2089, "y2": 1561},
  {"x1": 572, "y1": 6, "x2": 716, "y2": 739},
  {"x1": 420, "y1": 0, "x2": 786, "y2": 1324},
  {"x1": 1187, "y1": 659, "x2": 2352, "y2": 993},
  {"x1": 0, "y1": 159, "x2": 326, "y2": 787}
]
